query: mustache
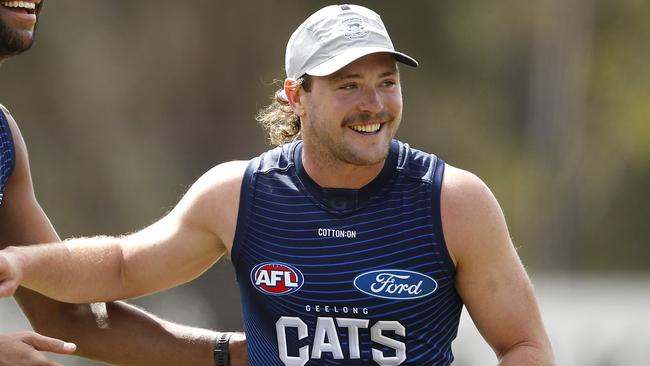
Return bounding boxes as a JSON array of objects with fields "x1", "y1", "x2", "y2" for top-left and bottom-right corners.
[{"x1": 342, "y1": 110, "x2": 395, "y2": 126}]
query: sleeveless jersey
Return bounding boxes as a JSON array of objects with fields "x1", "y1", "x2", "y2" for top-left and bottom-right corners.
[
  {"x1": 0, "y1": 109, "x2": 16, "y2": 206},
  {"x1": 232, "y1": 139, "x2": 463, "y2": 366}
]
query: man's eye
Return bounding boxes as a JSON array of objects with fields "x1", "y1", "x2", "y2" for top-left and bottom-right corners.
[
  {"x1": 340, "y1": 83, "x2": 358, "y2": 90},
  {"x1": 382, "y1": 80, "x2": 396, "y2": 87}
]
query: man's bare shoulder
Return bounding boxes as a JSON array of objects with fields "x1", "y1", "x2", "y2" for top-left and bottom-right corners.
[
  {"x1": 441, "y1": 164, "x2": 508, "y2": 265},
  {"x1": 442, "y1": 165, "x2": 495, "y2": 212},
  {"x1": 0, "y1": 103, "x2": 10, "y2": 116},
  {"x1": 187, "y1": 161, "x2": 249, "y2": 249},
  {"x1": 174, "y1": 160, "x2": 249, "y2": 216},
  {"x1": 0, "y1": 104, "x2": 22, "y2": 138},
  {"x1": 193, "y1": 160, "x2": 249, "y2": 194},
  {"x1": 205, "y1": 160, "x2": 249, "y2": 182}
]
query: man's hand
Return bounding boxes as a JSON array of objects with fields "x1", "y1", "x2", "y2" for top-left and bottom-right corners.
[
  {"x1": 0, "y1": 331, "x2": 76, "y2": 366},
  {"x1": 228, "y1": 333, "x2": 248, "y2": 366},
  {"x1": 0, "y1": 248, "x2": 22, "y2": 298}
]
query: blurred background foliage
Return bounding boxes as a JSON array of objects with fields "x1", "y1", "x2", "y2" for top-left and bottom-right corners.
[{"x1": 0, "y1": 0, "x2": 649, "y2": 364}]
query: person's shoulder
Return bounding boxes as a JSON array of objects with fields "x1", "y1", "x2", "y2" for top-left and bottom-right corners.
[
  {"x1": 0, "y1": 104, "x2": 26, "y2": 155},
  {"x1": 443, "y1": 164, "x2": 490, "y2": 196},
  {"x1": 199, "y1": 160, "x2": 249, "y2": 189},
  {"x1": 209, "y1": 160, "x2": 250, "y2": 174},
  {"x1": 255, "y1": 141, "x2": 298, "y2": 171},
  {"x1": 0, "y1": 104, "x2": 17, "y2": 126},
  {"x1": 179, "y1": 160, "x2": 250, "y2": 210},
  {"x1": 442, "y1": 164, "x2": 500, "y2": 217},
  {"x1": 0, "y1": 104, "x2": 16, "y2": 127},
  {"x1": 441, "y1": 165, "x2": 508, "y2": 260},
  {"x1": 0, "y1": 104, "x2": 22, "y2": 137}
]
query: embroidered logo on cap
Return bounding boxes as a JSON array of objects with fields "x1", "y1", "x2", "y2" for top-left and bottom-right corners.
[{"x1": 342, "y1": 18, "x2": 369, "y2": 40}]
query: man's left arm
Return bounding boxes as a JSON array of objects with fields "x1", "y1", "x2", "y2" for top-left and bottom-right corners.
[{"x1": 441, "y1": 165, "x2": 554, "y2": 365}]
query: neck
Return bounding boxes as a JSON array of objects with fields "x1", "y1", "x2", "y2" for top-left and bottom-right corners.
[{"x1": 301, "y1": 145, "x2": 386, "y2": 189}]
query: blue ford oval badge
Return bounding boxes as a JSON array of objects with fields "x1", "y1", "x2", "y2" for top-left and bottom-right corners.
[{"x1": 353, "y1": 269, "x2": 438, "y2": 300}]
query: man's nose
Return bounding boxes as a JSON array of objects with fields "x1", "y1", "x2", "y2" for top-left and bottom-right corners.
[{"x1": 358, "y1": 87, "x2": 383, "y2": 114}]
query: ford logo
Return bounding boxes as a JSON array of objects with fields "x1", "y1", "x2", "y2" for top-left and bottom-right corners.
[{"x1": 353, "y1": 269, "x2": 438, "y2": 300}]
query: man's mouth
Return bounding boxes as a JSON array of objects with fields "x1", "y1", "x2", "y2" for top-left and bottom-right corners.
[
  {"x1": 1, "y1": 1, "x2": 37, "y2": 14},
  {"x1": 349, "y1": 123, "x2": 382, "y2": 134}
]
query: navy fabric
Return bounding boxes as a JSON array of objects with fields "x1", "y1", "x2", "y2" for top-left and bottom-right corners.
[{"x1": 0, "y1": 110, "x2": 16, "y2": 206}]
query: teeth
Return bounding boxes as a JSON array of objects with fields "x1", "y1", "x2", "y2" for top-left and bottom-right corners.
[
  {"x1": 350, "y1": 123, "x2": 381, "y2": 133},
  {"x1": 2, "y1": 1, "x2": 36, "y2": 9}
]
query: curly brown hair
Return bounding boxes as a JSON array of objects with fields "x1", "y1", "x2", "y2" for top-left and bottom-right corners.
[{"x1": 256, "y1": 75, "x2": 312, "y2": 146}]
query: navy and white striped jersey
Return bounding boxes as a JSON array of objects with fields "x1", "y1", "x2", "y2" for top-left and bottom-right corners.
[
  {"x1": 0, "y1": 110, "x2": 16, "y2": 206},
  {"x1": 232, "y1": 139, "x2": 463, "y2": 365}
]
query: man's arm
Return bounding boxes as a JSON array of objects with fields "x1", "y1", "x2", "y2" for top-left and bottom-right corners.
[
  {"x1": 0, "y1": 106, "x2": 247, "y2": 365},
  {"x1": 0, "y1": 332, "x2": 76, "y2": 366},
  {"x1": 16, "y1": 286, "x2": 247, "y2": 366},
  {"x1": 0, "y1": 159, "x2": 242, "y2": 303},
  {"x1": 441, "y1": 165, "x2": 554, "y2": 365}
]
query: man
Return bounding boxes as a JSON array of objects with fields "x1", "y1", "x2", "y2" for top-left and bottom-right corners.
[
  {"x1": 0, "y1": 4, "x2": 554, "y2": 365},
  {"x1": 0, "y1": 1, "x2": 246, "y2": 365}
]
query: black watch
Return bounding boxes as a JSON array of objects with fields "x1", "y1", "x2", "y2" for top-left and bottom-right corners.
[{"x1": 213, "y1": 333, "x2": 232, "y2": 366}]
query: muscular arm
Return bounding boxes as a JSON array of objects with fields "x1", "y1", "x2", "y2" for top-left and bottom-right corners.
[
  {"x1": 441, "y1": 165, "x2": 554, "y2": 365},
  {"x1": 1, "y1": 159, "x2": 243, "y2": 303},
  {"x1": 0, "y1": 106, "x2": 246, "y2": 365}
]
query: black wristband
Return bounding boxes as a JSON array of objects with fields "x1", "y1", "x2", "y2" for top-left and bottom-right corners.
[{"x1": 213, "y1": 332, "x2": 232, "y2": 366}]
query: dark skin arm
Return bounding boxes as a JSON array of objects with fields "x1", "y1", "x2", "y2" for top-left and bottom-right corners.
[
  {"x1": 0, "y1": 332, "x2": 76, "y2": 366},
  {"x1": 0, "y1": 106, "x2": 247, "y2": 366}
]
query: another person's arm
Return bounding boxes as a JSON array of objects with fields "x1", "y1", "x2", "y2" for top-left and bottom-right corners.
[
  {"x1": 0, "y1": 106, "x2": 247, "y2": 365},
  {"x1": 0, "y1": 332, "x2": 76, "y2": 366},
  {"x1": 442, "y1": 165, "x2": 555, "y2": 365}
]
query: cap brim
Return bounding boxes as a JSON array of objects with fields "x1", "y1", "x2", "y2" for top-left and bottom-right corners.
[{"x1": 305, "y1": 47, "x2": 418, "y2": 77}]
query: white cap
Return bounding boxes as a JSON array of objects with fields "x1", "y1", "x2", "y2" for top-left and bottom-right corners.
[{"x1": 285, "y1": 4, "x2": 418, "y2": 79}]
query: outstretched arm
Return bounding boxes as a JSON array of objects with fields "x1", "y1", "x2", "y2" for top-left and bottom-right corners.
[
  {"x1": 0, "y1": 103, "x2": 245, "y2": 303},
  {"x1": 0, "y1": 106, "x2": 247, "y2": 365},
  {"x1": 0, "y1": 159, "x2": 240, "y2": 303},
  {"x1": 442, "y1": 165, "x2": 554, "y2": 365}
]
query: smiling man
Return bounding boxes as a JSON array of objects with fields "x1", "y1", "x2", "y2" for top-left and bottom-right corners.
[
  {"x1": 0, "y1": 4, "x2": 554, "y2": 365},
  {"x1": 0, "y1": 1, "x2": 246, "y2": 366},
  {"x1": 0, "y1": 0, "x2": 39, "y2": 56}
]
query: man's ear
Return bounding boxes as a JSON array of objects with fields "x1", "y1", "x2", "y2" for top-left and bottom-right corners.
[{"x1": 284, "y1": 78, "x2": 305, "y2": 116}]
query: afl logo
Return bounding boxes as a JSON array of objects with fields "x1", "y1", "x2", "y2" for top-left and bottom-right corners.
[
  {"x1": 354, "y1": 269, "x2": 438, "y2": 300},
  {"x1": 251, "y1": 262, "x2": 304, "y2": 296}
]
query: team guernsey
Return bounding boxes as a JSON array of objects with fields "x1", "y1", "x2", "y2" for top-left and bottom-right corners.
[
  {"x1": 0, "y1": 109, "x2": 16, "y2": 206},
  {"x1": 232, "y1": 139, "x2": 463, "y2": 365}
]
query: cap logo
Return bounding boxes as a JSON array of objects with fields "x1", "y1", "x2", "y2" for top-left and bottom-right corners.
[{"x1": 341, "y1": 17, "x2": 369, "y2": 40}]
